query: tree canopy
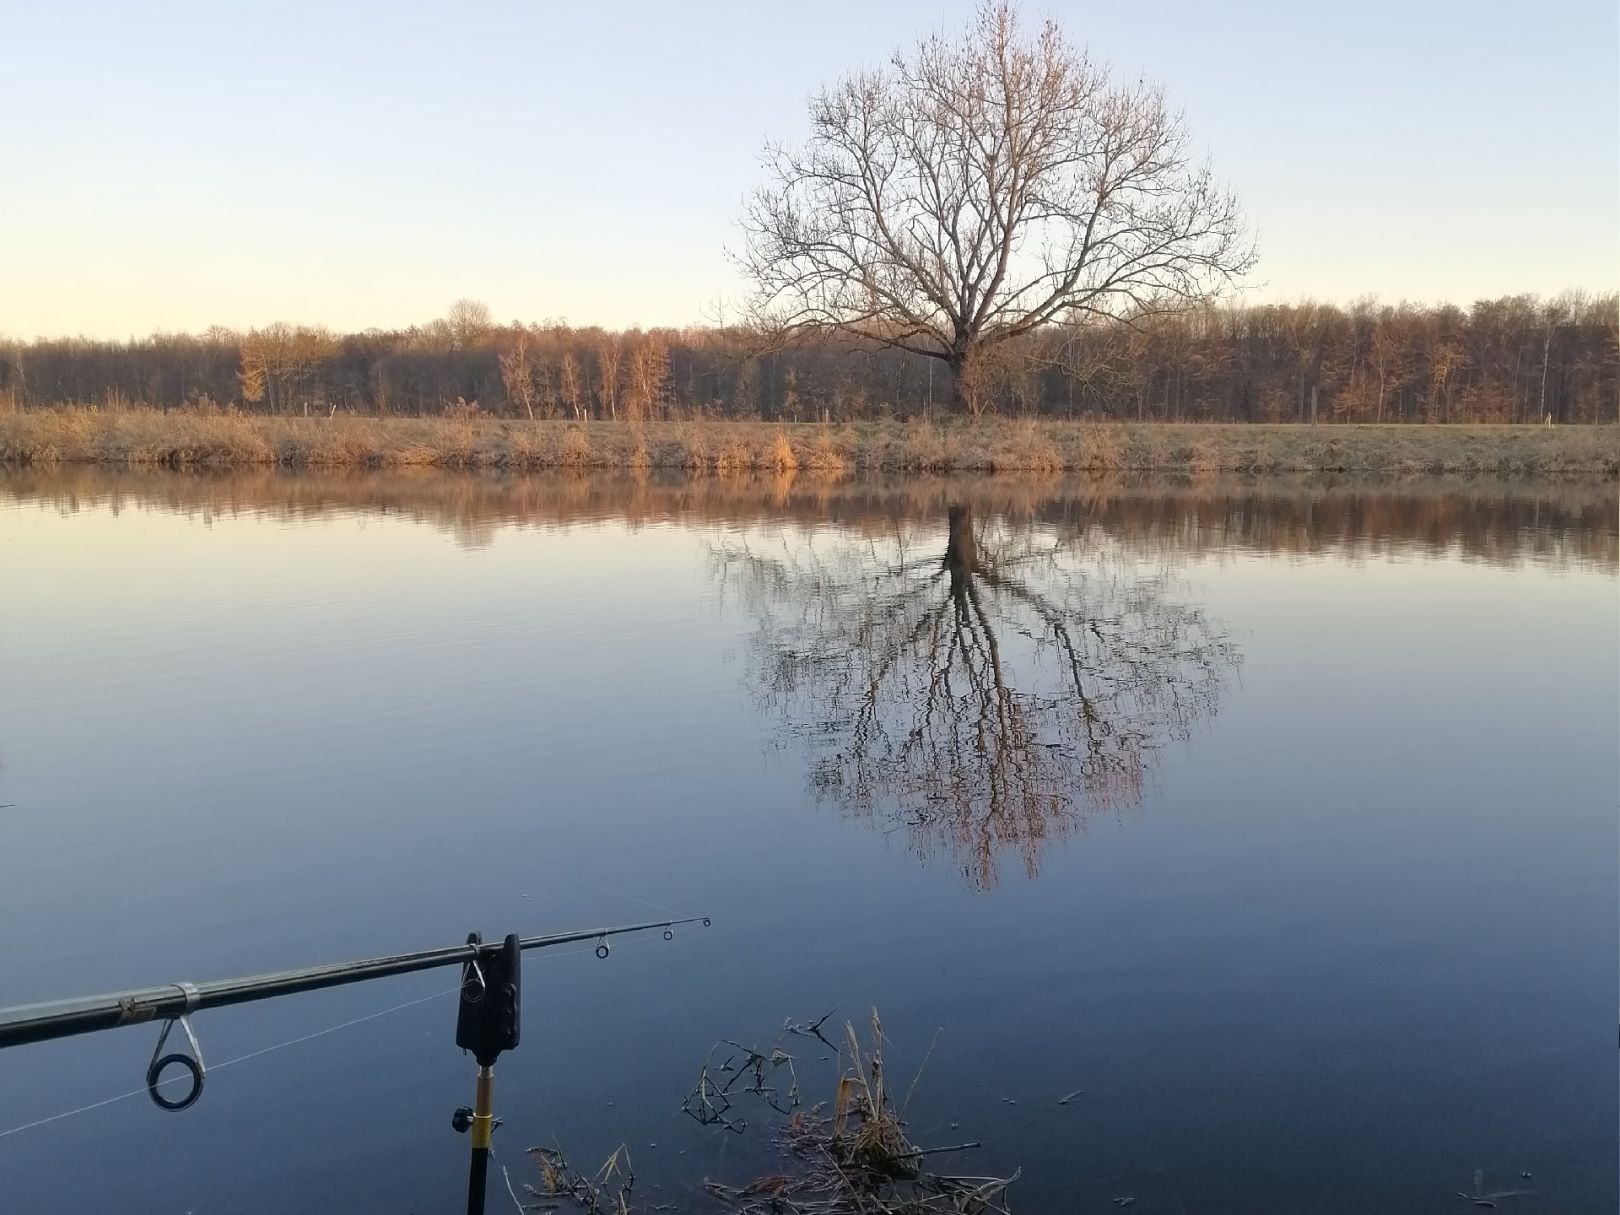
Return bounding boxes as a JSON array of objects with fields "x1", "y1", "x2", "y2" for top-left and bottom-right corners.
[{"x1": 741, "y1": 2, "x2": 1253, "y2": 411}]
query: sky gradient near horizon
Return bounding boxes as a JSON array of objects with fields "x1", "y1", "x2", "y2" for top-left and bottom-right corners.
[{"x1": 2, "y1": 0, "x2": 1616, "y2": 340}]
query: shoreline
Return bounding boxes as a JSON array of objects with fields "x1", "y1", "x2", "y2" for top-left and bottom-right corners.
[
  {"x1": 0, "y1": 410, "x2": 1614, "y2": 478},
  {"x1": 4, "y1": 464, "x2": 1612, "y2": 572}
]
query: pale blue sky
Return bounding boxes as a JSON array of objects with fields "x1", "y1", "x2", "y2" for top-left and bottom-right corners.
[{"x1": 2, "y1": 0, "x2": 1615, "y2": 339}]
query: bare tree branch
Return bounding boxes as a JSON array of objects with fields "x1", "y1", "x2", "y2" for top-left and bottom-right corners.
[{"x1": 737, "y1": 2, "x2": 1255, "y2": 412}]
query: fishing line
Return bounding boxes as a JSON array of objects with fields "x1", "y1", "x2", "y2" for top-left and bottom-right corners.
[
  {"x1": 0, "y1": 986, "x2": 455, "y2": 1141},
  {"x1": 0, "y1": 943, "x2": 602, "y2": 1142}
]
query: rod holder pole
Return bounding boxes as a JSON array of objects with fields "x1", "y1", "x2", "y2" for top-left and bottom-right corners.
[{"x1": 466, "y1": 1064, "x2": 494, "y2": 1215}]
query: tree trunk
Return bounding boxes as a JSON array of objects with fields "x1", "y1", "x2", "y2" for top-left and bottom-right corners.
[
  {"x1": 943, "y1": 505, "x2": 977, "y2": 599},
  {"x1": 1539, "y1": 329, "x2": 1552, "y2": 422},
  {"x1": 947, "y1": 353, "x2": 974, "y2": 415}
]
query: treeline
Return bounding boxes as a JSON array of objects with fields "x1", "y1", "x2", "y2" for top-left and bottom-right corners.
[{"x1": 2, "y1": 295, "x2": 1614, "y2": 424}]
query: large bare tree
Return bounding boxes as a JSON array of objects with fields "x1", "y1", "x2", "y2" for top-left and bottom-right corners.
[{"x1": 741, "y1": 2, "x2": 1254, "y2": 412}]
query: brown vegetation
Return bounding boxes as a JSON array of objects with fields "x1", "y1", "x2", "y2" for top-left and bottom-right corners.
[
  {"x1": 525, "y1": 1010, "x2": 1016, "y2": 1214},
  {"x1": 0, "y1": 409, "x2": 1613, "y2": 477},
  {"x1": 677, "y1": 1010, "x2": 1016, "y2": 1214},
  {"x1": 4, "y1": 294, "x2": 1614, "y2": 426}
]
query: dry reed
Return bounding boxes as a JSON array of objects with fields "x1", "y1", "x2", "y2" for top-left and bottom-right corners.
[
  {"x1": 0, "y1": 408, "x2": 1613, "y2": 478},
  {"x1": 677, "y1": 1009, "x2": 1016, "y2": 1215}
]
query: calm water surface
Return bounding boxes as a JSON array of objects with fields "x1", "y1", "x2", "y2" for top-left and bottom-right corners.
[{"x1": 0, "y1": 470, "x2": 1614, "y2": 1214}]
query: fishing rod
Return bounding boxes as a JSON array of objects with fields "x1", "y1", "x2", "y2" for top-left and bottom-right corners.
[{"x1": 0, "y1": 914, "x2": 710, "y2": 1215}]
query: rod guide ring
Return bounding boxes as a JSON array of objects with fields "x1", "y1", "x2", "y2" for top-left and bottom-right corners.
[{"x1": 146, "y1": 994, "x2": 206, "y2": 1112}]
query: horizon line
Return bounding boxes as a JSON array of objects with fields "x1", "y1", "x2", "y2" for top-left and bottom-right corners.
[{"x1": 6, "y1": 286, "x2": 1618, "y2": 345}]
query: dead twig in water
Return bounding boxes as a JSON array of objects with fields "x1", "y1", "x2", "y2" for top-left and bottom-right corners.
[
  {"x1": 700, "y1": 1008, "x2": 1017, "y2": 1214},
  {"x1": 786, "y1": 1008, "x2": 839, "y2": 1050},
  {"x1": 525, "y1": 1143, "x2": 636, "y2": 1214},
  {"x1": 542, "y1": 1009, "x2": 1017, "y2": 1214},
  {"x1": 1456, "y1": 1167, "x2": 1532, "y2": 1208}
]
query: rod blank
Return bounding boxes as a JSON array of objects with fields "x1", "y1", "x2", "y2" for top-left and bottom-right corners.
[{"x1": 0, "y1": 917, "x2": 708, "y2": 1050}]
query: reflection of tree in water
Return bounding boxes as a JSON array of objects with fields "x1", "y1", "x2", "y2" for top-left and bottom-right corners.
[{"x1": 718, "y1": 507, "x2": 1239, "y2": 888}]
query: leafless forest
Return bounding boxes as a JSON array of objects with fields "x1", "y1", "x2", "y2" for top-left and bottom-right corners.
[{"x1": 2, "y1": 294, "x2": 1614, "y2": 425}]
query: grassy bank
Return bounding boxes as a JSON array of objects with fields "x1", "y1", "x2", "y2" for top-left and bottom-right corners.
[{"x1": 0, "y1": 409, "x2": 1614, "y2": 477}]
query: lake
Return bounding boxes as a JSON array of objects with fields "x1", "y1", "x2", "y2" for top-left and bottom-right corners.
[{"x1": 0, "y1": 468, "x2": 1613, "y2": 1214}]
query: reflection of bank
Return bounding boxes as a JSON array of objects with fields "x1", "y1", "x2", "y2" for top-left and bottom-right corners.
[
  {"x1": 718, "y1": 505, "x2": 1240, "y2": 889},
  {"x1": 5, "y1": 466, "x2": 1612, "y2": 570}
]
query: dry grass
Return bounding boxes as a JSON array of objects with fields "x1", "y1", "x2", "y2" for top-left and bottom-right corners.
[
  {"x1": 0, "y1": 408, "x2": 1613, "y2": 478},
  {"x1": 768, "y1": 429, "x2": 799, "y2": 473},
  {"x1": 681, "y1": 1009, "x2": 1016, "y2": 1215}
]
